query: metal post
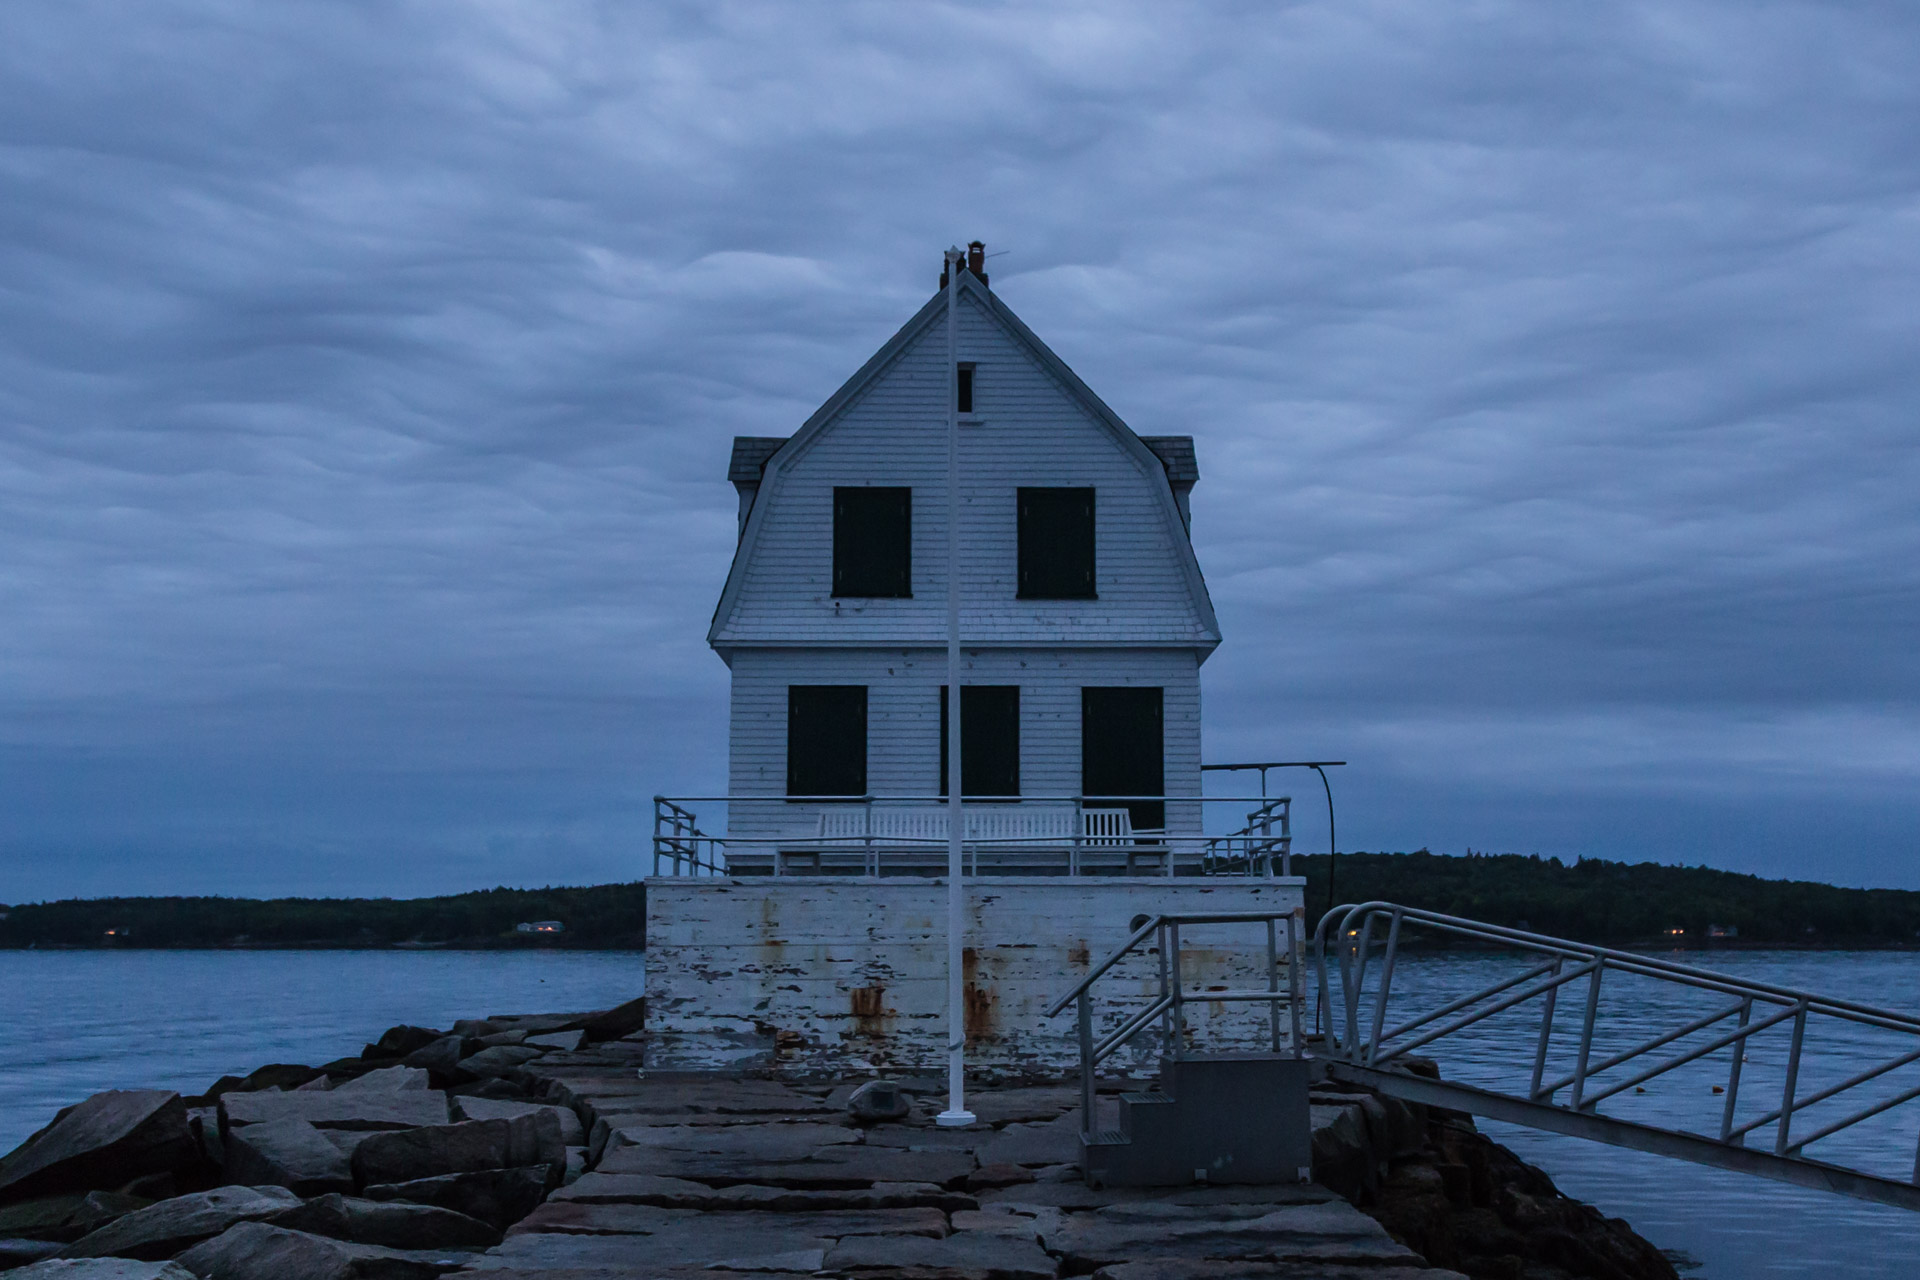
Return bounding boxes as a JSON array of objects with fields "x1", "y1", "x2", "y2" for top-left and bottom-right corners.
[
  {"x1": 1077, "y1": 992, "x2": 1095, "y2": 1142},
  {"x1": 1169, "y1": 921, "x2": 1185, "y2": 1061},
  {"x1": 1721, "y1": 998, "x2": 1752, "y2": 1143},
  {"x1": 1366, "y1": 910, "x2": 1403, "y2": 1066},
  {"x1": 1776, "y1": 1002, "x2": 1808, "y2": 1156},
  {"x1": 1288, "y1": 908, "x2": 1306, "y2": 1056},
  {"x1": 1530, "y1": 958, "x2": 1563, "y2": 1101},
  {"x1": 936, "y1": 247, "x2": 974, "y2": 1129},
  {"x1": 1571, "y1": 961, "x2": 1605, "y2": 1111},
  {"x1": 863, "y1": 796, "x2": 874, "y2": 878},
  {"x1": 1266, "y1": 917, "x2": 1281, "y2": 1053},
  {"x1": 1157, "y1": 920, "x2": 1173, "y2": 1058}
]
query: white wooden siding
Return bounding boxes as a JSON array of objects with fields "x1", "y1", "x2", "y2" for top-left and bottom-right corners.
[
  {"x1": 711, "y1": 291, "x2": 1217, "y2": 649},
  {"x1": 725, "y1": 646, "x2": 1202, "y2": 840}
]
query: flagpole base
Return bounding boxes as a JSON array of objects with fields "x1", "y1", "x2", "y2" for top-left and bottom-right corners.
[{"x1": 935, "y1": 1109, "x2": 977, "y2": 1128}]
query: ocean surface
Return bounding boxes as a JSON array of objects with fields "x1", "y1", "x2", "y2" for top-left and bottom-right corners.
[{"x1": 4, "y1": 947, "x2": 1919, "y2": 1276}]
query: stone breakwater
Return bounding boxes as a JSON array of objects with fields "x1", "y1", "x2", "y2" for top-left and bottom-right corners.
[{"x1": 0, "y1": 1002, "x2": 1673, "y2": 1280}]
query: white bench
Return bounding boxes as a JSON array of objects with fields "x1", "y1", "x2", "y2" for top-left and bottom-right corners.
[{"x1": 816, "y1": 807, "x2": 1135, "y2": 845}]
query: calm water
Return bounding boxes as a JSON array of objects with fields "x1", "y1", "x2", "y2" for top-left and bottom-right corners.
[
  {"x1": 4, "y1": 948, "x2": 1918, "y2": 1276},
  {"x1": 0, "y1": 950, "x2": 643, "y2": 1148}
]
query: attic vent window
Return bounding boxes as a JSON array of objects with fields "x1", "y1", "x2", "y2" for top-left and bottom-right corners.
[
  {"x1": 833, "y1": 487, "x2": 911, "y2": 598},
  {"x1": 1017, "y1": 487, "x2": 1096, "y2": 599},
  {"x1": 957, "y1": 364, "x2": 975, "y2": 415}
]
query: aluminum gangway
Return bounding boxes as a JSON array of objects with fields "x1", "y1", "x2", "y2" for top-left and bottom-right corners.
[{"x1": 1318, "y1": 901, "x2": 1920, "y2": 1212}]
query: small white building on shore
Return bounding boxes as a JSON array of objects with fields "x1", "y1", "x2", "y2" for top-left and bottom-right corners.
[{"x1": 647, "y1": 246, "x2": 1305, "y2": 1071}]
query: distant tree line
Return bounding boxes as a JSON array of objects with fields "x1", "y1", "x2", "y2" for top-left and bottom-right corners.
[
  {"x1": 1294, "y1": 851, "x2": 1920, "y2": 946},
  {"x1": 4, "y1": 853, "x2": 1917, "y2": 950},
  {"x1": 0, "y1": 883, "x2": 647, "y2": 949}
]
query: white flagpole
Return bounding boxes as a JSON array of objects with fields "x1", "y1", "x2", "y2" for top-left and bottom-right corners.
[{"x1": 937, "y1": 246, "x2": 975, "y2": 1128}]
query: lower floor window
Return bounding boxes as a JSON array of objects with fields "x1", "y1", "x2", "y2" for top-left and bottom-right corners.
[
  {"x1": 939, "y1": 685, "x2": 1021, "y2": 798},
  {"x1": 787, "y1": 685, "x2": 867, "y2": 797},
  {"x1": 1081, "y1": 686, "x2": 1165, "y2": 829}
]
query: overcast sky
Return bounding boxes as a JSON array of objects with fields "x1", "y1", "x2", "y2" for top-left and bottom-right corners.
[{"x1": 2, "y1": 1, "x2": 1917, "y2": 900}]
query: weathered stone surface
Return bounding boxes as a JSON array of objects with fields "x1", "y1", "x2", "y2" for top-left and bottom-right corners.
[
  {"x1": 58, "y1": 1187, "x2": 301, "y2": 1261},
  {"x1": 399, "y1": 1036, "x2": 474, "y2": 1077},
  {"x1": 1, "y1": 1238, "x2": 62, "y2": 1267},
  {"x1": 476, "y1": 1032, "x2": 529, "y2": 1048},
  {"x1": 351, "y1": 1121, "x2": 515, "y2": 1187},
  {"x1": 550, "y1": 1174, "x2": 975, "y2": 1214},
  {"x1": 846, "y1": 1081, "x2": 911, "y2": 1124},
  {"x1": 361, "y1": 1167, "x2": 550, "y2": 1233},
  {"x1": 976, "y1": 1113, "x2": 1080, "y2": 1167},
  {"x1": 218, "y1": 1092, "x2": 448, "y2": 1134},
  {"x1": 455, "y1": 1048, "x2": 542, "y2": 1080},
  {"x1": 333, "y1": 1069, "x2": 429, "y2": 1096},
  {"x1": 822, "y1": 1229, "x2": 1059, "y2": 1280},
  {"x1": 600, "y1": 1121, "x2": 856, "y2": 1160},
  {"x1": 951, "y1": 1207, "x2": 1066, "y2": 1240},
  {"x1": 965, "y1": 1163, "x2": 1034, "y2": 1192},
  {"x1": 451, "y1": 1100, "x2": 584, "y2": 1148},
  {"x1": 0, "y1": 1192, "x2": 151, "y2": 1244},
  {"x1": 267, "y1": 1195, "x2": 500, "y2": 1250},
  {"x1": 953, "y1": 1088, "x2": 1079, "y2": 1128},
  {"x1": 0, "y1": 1093, "x2": 196, "y2": 1202},
  {"x1": 509, "y1": 1201, "x2": 948, "y2": 1241},
  {"x1": 174, "y1": 1222, "x2": 466, "y2": 1280},
  {"x1": 550, "y1": 1078, "x2": 828, "y2": 1118},
  {"x1": 240, "y1": 1065, "x2": 324, "y2": 1093},
  {"x1": 1043, "y1": 1201, "x2": 1419, "y2": 1269},
  {"x1": 576, "y1": 996, "x2": 646, "y2": 1043},
  {"x1": 523, "y1": 1031, "x2": 584, "y2": 1053},
  {"x1": 1093, "y1": 1266, "x2": 1464, "y2": 1280},
  {"x1": 594, "y1": 1140, "x2": 970, "y2": 1189},
  {"x1": 368, "y1": 1028, "x2": 446, "y2": 1061},
  {"x1": 560, "y1": 1148, "x2": 586, "y2": 1186},
  {"x1": 222, "y1": 1120, "x2": 353, "y2": 1195},
  {"x1": 9, "y1": 1260, "x2": 198, "y2": 1278}
]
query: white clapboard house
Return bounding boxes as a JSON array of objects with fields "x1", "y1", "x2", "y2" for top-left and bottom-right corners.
[
  {"x1": 701, "y1": 246, "x2": 1221, "y2": 874},
  {"x1": 646, "y1": 246, "x2": 1305, "y2": 1069}
]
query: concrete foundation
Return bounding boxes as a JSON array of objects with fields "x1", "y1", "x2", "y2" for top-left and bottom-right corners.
[{"x1": 644, "y1": 876, "x2": 1307, "y2": 1073}]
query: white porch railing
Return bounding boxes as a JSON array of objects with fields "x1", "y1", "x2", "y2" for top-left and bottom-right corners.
[{"x1": 649, "y1": 793, "x2": 1291, "y2": 879}]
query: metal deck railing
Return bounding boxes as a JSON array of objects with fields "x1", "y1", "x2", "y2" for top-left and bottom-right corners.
[
  {"x1": 649, "y1": 793, "x2": 1292, "y2": 878},
  {"x1": 1045, "y1": 907, "x2": 1310, "y2": 1140},
  {"x1": 1315, "y1": 901, "x2": 1920, "y2": 1212}
]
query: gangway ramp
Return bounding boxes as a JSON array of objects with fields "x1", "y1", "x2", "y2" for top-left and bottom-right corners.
[{"x1": 1317, "y1": 901, "x2": 1920, "y2": 1212}]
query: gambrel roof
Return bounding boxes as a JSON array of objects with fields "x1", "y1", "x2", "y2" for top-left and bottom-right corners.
[{"x1": 709, "y1": 270, "x2": 1220, "y2": 654}]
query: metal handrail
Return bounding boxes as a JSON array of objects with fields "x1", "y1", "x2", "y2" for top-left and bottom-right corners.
[
  {"x1": 1047, "y1": 907, "x2": 1309, "y2": 1142},
  {"x1": 1314, "y1": 901, "x2": 1920, "y2": 1208},
  {"x1": 650, "y1": 793, "x2": 1294, "y2": 879}
]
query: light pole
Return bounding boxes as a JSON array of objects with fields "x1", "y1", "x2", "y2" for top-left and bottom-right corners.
[
  {"x1": 936, "y1": 246, "x2": 975, "y2": 1128},
  {"x1": 1199, "y1": 760, "x2": 1345, "y2": 922}
]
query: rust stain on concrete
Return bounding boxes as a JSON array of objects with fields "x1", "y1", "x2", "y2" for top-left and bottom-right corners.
[
  {"x1": 1068, "y1": 940, "x2": 1090, "y2": 966},
  {"x1": 962, "y1": 946, "x2": 998, "y2": 1040},
  {"x1": 849, "y1": 984, "x2": 891, "y2": 1037}
]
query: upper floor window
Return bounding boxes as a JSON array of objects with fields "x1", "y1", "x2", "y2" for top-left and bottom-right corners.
[
  {"x1": 1017, "y1": 487, "x2": 1096, "y2": 599},
  {"x1": 833, "y1": 487, "x2": 911, "y2": 598}
]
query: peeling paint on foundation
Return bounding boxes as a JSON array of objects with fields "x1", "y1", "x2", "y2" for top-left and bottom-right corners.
[{"x1": 647, "y1": 876, "x2": 1307, "y2": 1072}]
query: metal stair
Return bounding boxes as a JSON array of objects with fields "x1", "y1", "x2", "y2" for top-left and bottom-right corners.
[{"x1": 1048, "y1": 909, "x2": 1315, "y2": 1187}]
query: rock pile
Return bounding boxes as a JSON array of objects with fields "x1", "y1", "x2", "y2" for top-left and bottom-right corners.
[{"x1": 0, "y1": 998, "x2": 641, "y2": 1278}]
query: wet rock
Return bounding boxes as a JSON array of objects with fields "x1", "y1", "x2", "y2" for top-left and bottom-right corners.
[
  {"x1": 174, "y1": 1221, "x2": 463, "y2": 1279},
  {"x1": 449, "y1": 1099, "x2": 583, "y2": 1148},
  {"x1": 58, "y1": 1186, "x2": 301, "y2": 1261},
  {"x1": 364, "y1": 1028, "x2": 445, "y2": 1062},
  {"x1": 474, "y1": 1031, "x2": 527, "y2": 1048},
  {"x1": 846, "y1": 1080, "x2": 911, "y2": 1124},
  {"x1": 577, "y1": 995, "x2": 646, "y2": 1042},
  {"x1": 360, "y1": 1167, "x2": 550, "y2": 1233},
  {"x1": 9, "y1": 1260, "x2": 198, "y2": 1278},
  {"x1": 559, "y1": 1148, "x2": 585, "y2": 1186},
  {"x1": 0, "y1": 1192, "x2": 151, "y2": 1244},
  {"x1": 1092, "y1": 1266, "x2": 1461, "y2": 1279},
  {"x1": 267, "y1": 1194, "x2": 499, "y2": 1250},
  {"x1": 823, "y1": 1229, "x2": 1059, "y2": 1279},
  {"x1": 218, "y1": 1092, "x2": 448, "y2": 1134},
  {"x1": 332, "y1": 1069, "x2": 428, "y2": 1096},
  {"x1": 221, "y1": 1120, "x2": 353, "y2": 1195},
  {"x1": 352, "y1": 1122, "x2": 512, "y2": 1187},
  {"x1": 966, "y1": 1163, "x2": 1035, "y2": 1191},
  {"x1": 978, "y1": 1113, "x2": 1080, "y2": 1167},
  {"x1": 238, "y1": 1065, "x2": 324, "y2": 1093},
  {"x1": 0, "y1": 1092, "x2": 197, "y2": 1203},
  {"x1": 398, "y1": 1037, "x2": 473, "y2": 1078},
  {"x1": 453, "y1": 1048, "x2": 540, "y2": 1080}
]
